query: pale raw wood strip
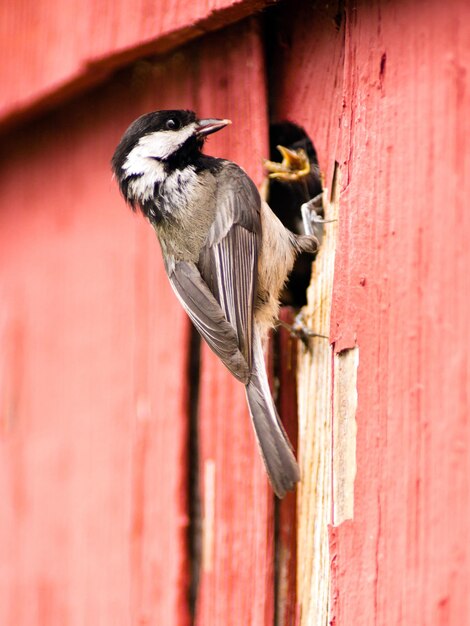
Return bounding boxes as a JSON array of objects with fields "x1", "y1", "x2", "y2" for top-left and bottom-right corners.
[{"x1": 297, "y1": 177, "x2": 339, "y2": 626}]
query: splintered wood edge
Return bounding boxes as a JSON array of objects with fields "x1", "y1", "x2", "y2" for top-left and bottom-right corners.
[
  {"x1": 333, "y1": 347, "x2": 358, "y2": 526},
  {"x1": 297, "y1": 166, "x2": 340, "y2": 626}
]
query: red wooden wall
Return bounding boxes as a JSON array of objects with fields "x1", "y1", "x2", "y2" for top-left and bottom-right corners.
[
  {"x1": 1, "y1": 0, "x2": 469, "y2": 625},
  {"x1": 270, "y1": 1, "x2": 470, "y2": 623},
  {"x1": 0, "y1": 0, "x2": 272, "y2": 126}
]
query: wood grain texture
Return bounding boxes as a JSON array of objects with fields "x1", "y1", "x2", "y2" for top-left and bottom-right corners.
[
  {"x1": 193, "y1": 21, "x2": 275, "y2": 626},
  {"x1": 1, "y1": 1, "x2": 469, "y2": 624},
  {"x1": 0, "y1": 65, "x2": 200, "y2": 626},
  {"x1": 0, "y1": 0, "x2": 274, "y2": 130},
  {"x1": 275, "y1": 309, "x2": 300, "y2": 626},
  {"x1": 294, "y1": 181, "x2": 338, "y2": 626},
  {"x1": 0, "y1": 63, "x2": 196, "y2": 626},
  {"x1": 330, "y1": 1, "x2": 470, "y2": 624},
  {"x1": 268, "y1": 3, "x2": 344, "y2": 625},
  {"x1": 332, "y1": 346, "x2": 358, "y2": 526},
  {"x1": 0, "y1": 15, "x2": 273, "y2": 626},
  {"x1": 0, "y1": 19, "x2": 271, "y2": 625},
  {"x1": 270, "y1": 0, "x2": 470, "y2": 624}
]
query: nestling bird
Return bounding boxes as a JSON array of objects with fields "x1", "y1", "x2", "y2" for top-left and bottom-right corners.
[
  {"x1": 263, "y1": 121, "x2": 324, "y2": 307},
  {"x1": 111, "y1": 110, "x2": 318, "y2": 498}
]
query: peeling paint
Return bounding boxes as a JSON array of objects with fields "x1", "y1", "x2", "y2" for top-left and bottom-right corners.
[{"x1": 333, "y1": 347, "x2": 358, "y2": 526}]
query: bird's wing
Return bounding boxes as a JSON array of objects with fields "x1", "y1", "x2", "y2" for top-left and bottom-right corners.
[
  {"x1": 168, "y1": 162, "x2": 261, "y2": 381},
  {"x1": 168, "y1": 260, "x2": 251, "y2": 383},
  {"x1": 197, "y1": 162, "x2": 261, "y2": 371}
]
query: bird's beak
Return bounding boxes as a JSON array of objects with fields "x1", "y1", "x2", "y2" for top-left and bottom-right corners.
[
  {"x1": 195, "y1": 118, "x2": 231, "y2": 137},
  {"x1": 264, "y1": 145, "x2": 311, "y2": 180}
]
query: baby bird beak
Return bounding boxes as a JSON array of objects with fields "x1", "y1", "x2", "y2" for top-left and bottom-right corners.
[
  {"x1": 195, "y1": 118, "x2": 232, "y2": 137},
  {"x1": 264, "y1": 145, "x2": 311, "y2": 181}
]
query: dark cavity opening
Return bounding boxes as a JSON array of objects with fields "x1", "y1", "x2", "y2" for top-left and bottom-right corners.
[
  {"x1": 266, "y1": 121, "x2": 323, "y2": 307},
  {"x1": 186, "y1": 327, "x2": 202, "y2": 621}
]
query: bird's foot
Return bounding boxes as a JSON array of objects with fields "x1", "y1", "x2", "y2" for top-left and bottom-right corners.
[
  {"x1": 278, "y1": 312, "x2": 329, "y2": 348},
  {"x1": 264, "y1": 145, "x2": 311, "y2": 182},
  {"x1": 300, "y1": 193, "x2": 337, "y2": 236}
]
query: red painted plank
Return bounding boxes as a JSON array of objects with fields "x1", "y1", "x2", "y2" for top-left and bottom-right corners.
[
  {"x1": 193, "y1": 21, "x2": 275, "y2": 626},
  {"x1": 272, "y1": 0, "x2": 470, "y2": 624},
  {"x1": 267, "y1": 0, "x2": 344, "y2": 204},
  {"x1": 330, "y1": 1, "x2": 470, "y2": 624},
  {"x1": 0, "y1": 78, "x2": 194, "y2": 625},
  {"x1": 0, "y1": 17, "x2": 277, "y2": 625},
  {"x1": 0, "y1": 0, "x2": 272, "y2": 129},
  {"x1": 0, "y1": 38, "x2": 195, "y2": 626}
]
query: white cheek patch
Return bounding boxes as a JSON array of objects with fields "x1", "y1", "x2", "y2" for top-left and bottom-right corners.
[
  {"x1": 122, "y1": 150, "x2": 163, "y2": 201},
  {"x1": 123, "y1": 148, "x2": 164, "y2": 177},
  {"x1": 133, "y1": 122, "x2": 196, "y2": 161},
  {"x1": 121, "y1": 122, "x2": 197, "y2": 203}
]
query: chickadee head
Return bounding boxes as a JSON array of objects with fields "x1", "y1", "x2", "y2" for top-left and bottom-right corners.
[{"x1": 111, "y1": 109, "x2": 230, "y2": 208}]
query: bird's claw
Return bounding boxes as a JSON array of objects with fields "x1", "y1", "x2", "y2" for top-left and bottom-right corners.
[
  {"x1": 300, "y1": 193, "x2": 323, "y2": 237},
  {"x1": 278, "y1": 312, "x2": 329, "y2": 348},
  {"x1": 299, "y1": 193, "x2": 338, "y2": 237}
]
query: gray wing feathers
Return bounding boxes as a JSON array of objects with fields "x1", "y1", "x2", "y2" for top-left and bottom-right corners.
[
  {"x1": 246, "y1": 326, "x2": 300, "y2": 498},
  {"x1": 198, "y1": 163, "x2": 261, "y2": 369},
  {"x1": 168, "y1": 163, "x2": 299, "y2": 497},
  {"x1": 206, "y1": 163, "x2": 261, "y2": 246},
  {"x1": 167, "y1": 164, "x2": 260, "y2": 384},
  {"x1": 201, "y1": 165, "x2": 300, "y2": 496},
  {"x1": 169, "y1": 261, "x2": 250, "y2": 383},
  {"x1": 207, "y1": 226, "x2": 256, "y2": 367}
]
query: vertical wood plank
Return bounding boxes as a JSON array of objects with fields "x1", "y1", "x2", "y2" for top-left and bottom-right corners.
[
  {"x1": 122, "y1": 52, "x2": 199, "y2": 626},
  {"x1": 275, "y1": 309, "x2": 300, "y2": 626},
  {"x1": 0, "y1": 90, "x2": 191, "y2": 624},
  {"x1": 0, "y1": 30, "x2": 265, "y2": 624},
  {"x1": 194, "y1": 20, "x2": 275, "y2": 626},
  {"x1": 268, "y1": 3, "x2": 345, "y2": 625},
  {"x1": 0, "y1": 16, "x2": 277, "y2": 626},
  {"x1": 270, "y1": 0, "x2": 470, "y2": 625},
  {"x1": 330, "y1": 1, "x2": 470, "y2": 624}
]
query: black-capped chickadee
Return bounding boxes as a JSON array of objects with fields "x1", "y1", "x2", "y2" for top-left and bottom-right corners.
[{"x1": 111, "y1": 110, "x2": 318, "y2": 498}]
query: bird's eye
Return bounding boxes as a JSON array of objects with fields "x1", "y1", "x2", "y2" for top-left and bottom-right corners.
[{"x1": 165, "y1": 119, "x2": 180, "y2": 130}]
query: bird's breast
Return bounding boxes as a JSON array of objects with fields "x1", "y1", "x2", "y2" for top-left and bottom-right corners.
[{"x1": 153, "y1": 168, "x2": 217, "y2": 263}]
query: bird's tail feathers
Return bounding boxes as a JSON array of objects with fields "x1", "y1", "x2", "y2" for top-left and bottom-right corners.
[{"x1": 245, "y1": 327, "x2": 300, "y2": 498}]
